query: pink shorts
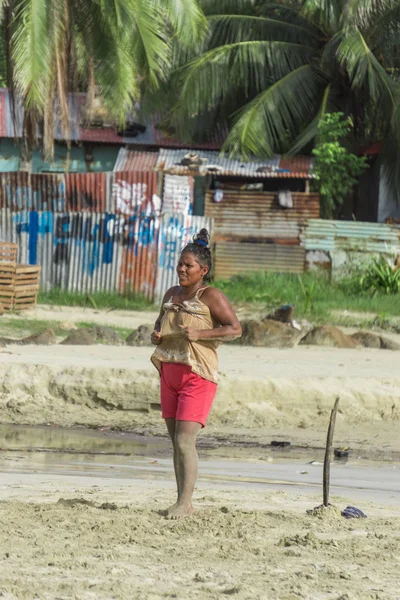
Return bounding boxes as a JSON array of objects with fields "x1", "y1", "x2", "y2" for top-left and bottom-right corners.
[{"x1": 160, "y1": 363, "x2": 217, "y2": 427}]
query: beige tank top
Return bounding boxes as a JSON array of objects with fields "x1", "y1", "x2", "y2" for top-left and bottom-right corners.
[{"x1": 151, "y1": 287, "x2": 220, "y2": 384}]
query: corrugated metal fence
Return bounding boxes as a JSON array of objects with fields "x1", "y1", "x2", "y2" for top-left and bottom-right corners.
[
  {"x1": 0, "y1": 172, "x2": 211, "y2": 300},
  {"x1": 206, "y1": 190, "x2": 320, "y2": 278},
  {"x1": 301, "y1": 219, "x2": 400, "y2": 275}
]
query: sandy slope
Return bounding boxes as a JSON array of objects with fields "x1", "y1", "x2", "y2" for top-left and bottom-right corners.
[{"x1": 0, "y1": 343, "x2": 399, "y2": 454}]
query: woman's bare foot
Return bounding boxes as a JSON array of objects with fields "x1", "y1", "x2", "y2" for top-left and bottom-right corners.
[{"x1": 165, "y1": 502, "x2": 194, "y2": 520}]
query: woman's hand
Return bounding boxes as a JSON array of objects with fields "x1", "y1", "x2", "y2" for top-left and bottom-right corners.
[
  {"x1": 151, "y1": 330, "x2": 162, "y2": 345},
  {"x1": 179, "y1": 325, "x2": 201, "y2": 342}
]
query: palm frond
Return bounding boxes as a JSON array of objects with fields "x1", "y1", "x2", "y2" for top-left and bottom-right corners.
[
  {"x1": 199, "y1": 0, "x2": 256, "y2": 16},
  {"x1": 163, "y1": 0, "x2": 207, "y2": 45},
  {"x1": 341, "y1": 0, "x2": 400, "y2": 30},
  {"x1": 207, "y1": 14, "x2": 320, "y2": 45},
  {"x1": 335, "y1": 30, "x2": 397, "y2": 104},
  {"x1": 223, "y1": 65, "x2": 327, "y2": 157},
  {"x1": 11, "y1": 0, "x2": 51, "y2": 109},
  {"x1": 300, "y1": 0, "x2": 341, "y2": 34},
  {"x1": 176, "y1": 40, "x2": 315, "y2": 117},
  {"x1": 288, "y1": 83, "x2": 332, "y2": 154},
  {"x1": 129, "y1": 1, "x2": 171, "y2": 86}
]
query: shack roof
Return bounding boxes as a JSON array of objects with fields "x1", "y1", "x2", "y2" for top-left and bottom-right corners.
[{"x1": 155, "y1": 149, "x2": 314, "y2": 179}]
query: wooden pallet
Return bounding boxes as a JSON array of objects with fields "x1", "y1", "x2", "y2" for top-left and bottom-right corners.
[
  {"x1": 0, "y1": 263, "x2": 41, "y2": 310},
  {"x1": 0, "y1": 242, "x2": 18, "y2": 264},
  {"x1": 0, "y1": 288, "x2": 15, "y2": 310}
]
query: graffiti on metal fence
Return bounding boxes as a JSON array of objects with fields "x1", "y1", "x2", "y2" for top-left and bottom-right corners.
[{"x1": 0, "y1": 171, "x2": 211, "y2": 299}]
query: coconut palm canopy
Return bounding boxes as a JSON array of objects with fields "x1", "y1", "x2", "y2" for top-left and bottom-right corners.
[
  {"x1": 0, "y1": 0, "x2": 206, "y2": 159},
  {"x1": 164, "y1": 0, "x2": 400, "y2": 197}
]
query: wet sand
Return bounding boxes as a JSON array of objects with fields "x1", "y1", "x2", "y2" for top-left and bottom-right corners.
[{"x1": 1, "y1": 432, "x2": 400, "y2": 600}]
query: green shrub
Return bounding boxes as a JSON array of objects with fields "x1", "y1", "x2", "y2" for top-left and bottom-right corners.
[{"x1": 360, "y1": 258, "x2": 400, "y2": 295}]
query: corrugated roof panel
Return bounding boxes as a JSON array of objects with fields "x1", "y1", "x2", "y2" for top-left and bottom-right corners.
[
  {"x1": 279, "y1": 155, "x2": 313, "y2": 175},
  {"x1": 114, "y1": 148, "x2": 159, "y2": 171},
  {"x1": 0, "y1": 88, "x2": 226, "y2": 149},
  {"x1": 157, "y1": 149, "x2": 314, "y2": 179}
]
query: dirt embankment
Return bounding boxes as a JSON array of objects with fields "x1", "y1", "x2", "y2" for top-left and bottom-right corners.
[{"x1": 0, "y1": 343, "x2": 399, "y2": 453}]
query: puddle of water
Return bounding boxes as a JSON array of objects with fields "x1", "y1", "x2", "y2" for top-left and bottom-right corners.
[
  {"x1": 0, "y1": 424, "x2": 170, "y2": 456},
  {"x1": 0, "y1": 424, "x2": 327, "y2": 463},
  {"x1": 0, "y1": 424, "x2": 397, "y2": 467}
]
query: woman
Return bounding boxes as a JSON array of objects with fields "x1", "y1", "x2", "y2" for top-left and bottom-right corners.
[{"x1": 151, "y1": 229, "x2": 242, "y2": 519}]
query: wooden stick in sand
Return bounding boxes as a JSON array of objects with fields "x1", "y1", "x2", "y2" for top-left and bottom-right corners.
[{"x1": 323, "y1": 395, "x2": 340, "y2": 507}]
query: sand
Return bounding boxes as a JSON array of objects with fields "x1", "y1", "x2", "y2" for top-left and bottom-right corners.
[
  {"x1": 1, "y1": 305, "x2": 400, "y2": 599},
  {"x1": 0, "y1": 470, "x2": 399, "y2": 600}
]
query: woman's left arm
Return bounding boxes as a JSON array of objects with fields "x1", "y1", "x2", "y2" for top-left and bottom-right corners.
[{"x1": 179, "y1": 288, "x2": 242, "y2": 342}]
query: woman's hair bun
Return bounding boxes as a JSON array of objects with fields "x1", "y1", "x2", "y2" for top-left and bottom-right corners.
[{"x1": 193, "y1": 228, "x2": 210, "y2": 247}]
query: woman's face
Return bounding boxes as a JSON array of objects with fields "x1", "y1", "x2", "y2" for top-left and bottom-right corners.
[{"x1": 177, "y1": 252, "x2": 208, "y2": 287}]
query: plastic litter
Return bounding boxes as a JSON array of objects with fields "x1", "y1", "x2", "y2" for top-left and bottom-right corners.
[{"x1": 341, "y1": 506, "x2": 367, "y2": 519}]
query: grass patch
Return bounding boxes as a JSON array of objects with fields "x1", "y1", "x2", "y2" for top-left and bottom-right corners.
[
  {"x1": 38, "y1": 289, "x2": 154, "y2": 311},
  {"x1": 29, "y1": 273, "x2": 400, "y2": 331},
  {"x1": 214, "y1": 272, "x2": 400, "y2": 324},
  {"x1": 0, "y1": 318, "x2": 72, "y2": 338},
  {"x1": 0, "y1": 318, "x2": 134, "y2": 341}
]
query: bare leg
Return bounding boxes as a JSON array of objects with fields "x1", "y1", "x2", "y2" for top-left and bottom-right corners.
[
  {"x1": 166, "y1": 420, "x2": 201, "y2": 520},
  {"x1": 165, "y1": 418, "x2": 180, "y2": 498}
]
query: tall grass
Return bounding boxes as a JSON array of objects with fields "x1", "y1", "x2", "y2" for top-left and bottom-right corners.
[{"x1": 214, "y1": 272, "x2": 400, "y2": 321}]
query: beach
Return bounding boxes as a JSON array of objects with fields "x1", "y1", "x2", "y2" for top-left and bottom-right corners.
[
  {"x1": 0, "y1": 306, "x2": 400, "y2": 599},
  {"x1": 1, "y1": 443, "x2": 400, "y2": 600}
]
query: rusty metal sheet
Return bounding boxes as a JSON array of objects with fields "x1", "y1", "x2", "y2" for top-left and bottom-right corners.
[
  {"x1": 214, "y1": 242, "x2": 305, "y2": 279},
  {"x1": 206, "y1": 191, "x2": 320, "y2": 242},
  {"x1": 65, "y1": 172, "x2": 111, "y2": 212},
  {"x1": 31, "y1": 173, "x2": 66, "y2": 211},
  {"x1": 114, "y1": 148, "x2": 159, "y2": 171},
  {"x1": 0, "y1": 202, "x2": 214, "y2": 301},
  {"x1": 112, "y1": 171, "x2": 161, "y2": 215},
  {"x1": 157, "y1": 149, "x2": 315, "y2": 178},
  {"x1": 0, "y1": 172, "x2": 32, "y2": 209},
  {"x1": 118, "y1": 216, "x2": 159, "y2": 298}
]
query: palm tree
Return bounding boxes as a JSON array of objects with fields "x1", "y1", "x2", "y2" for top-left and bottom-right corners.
[
  {"x1": 1, "y1": 0, "x2": 206, "y2": 159},
  {"x1": 171, "y1": 0, "x2": 400, "y2": 197}
]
